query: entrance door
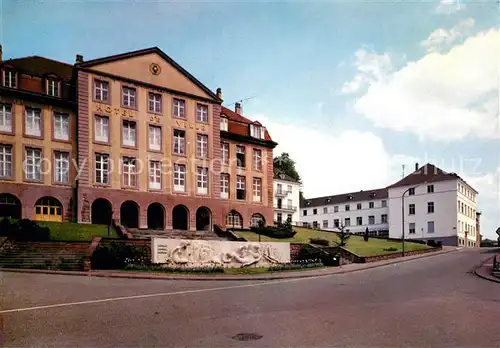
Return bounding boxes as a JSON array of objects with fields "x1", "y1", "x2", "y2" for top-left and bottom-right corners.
[{"x1": 34, "y1": 197, "x2": 63, "y2": 222}]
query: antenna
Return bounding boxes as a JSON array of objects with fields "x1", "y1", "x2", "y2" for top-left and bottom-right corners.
[
  {"x1": 225, "y1": 96, "x2": 256, "y2": 108},
  {"x1": 402, "y1": 164, "x2": 406, "y2": 179}
]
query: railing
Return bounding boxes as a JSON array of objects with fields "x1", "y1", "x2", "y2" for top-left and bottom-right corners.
[
  {"x1": 274, "y1": 205, "x2": 297, "y2": 212},
  {"x1": 275, "y1": 189, "x2": 290, "y2": 197}
]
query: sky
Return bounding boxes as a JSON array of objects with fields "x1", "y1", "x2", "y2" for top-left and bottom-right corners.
[{"x1": 1, "y1": 0, "x2": 499, "y2": 239}]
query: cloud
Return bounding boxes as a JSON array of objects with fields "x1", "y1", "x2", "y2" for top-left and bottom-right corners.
[
  {"x1": 435, "y1": 0, "x2": 466, "y2": 15},
  {"x1": 421, "y1": 18, "x2": 475, "y2": 53},
  {"x1": 348, "y1": 28, "x2": 500, "y2": 142}
]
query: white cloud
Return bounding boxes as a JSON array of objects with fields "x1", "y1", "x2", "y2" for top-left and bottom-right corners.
[
  {"x1": 435, "y1": 0, "x2": 466, "y2": 15},
  {"x1": 421, "y1": 18, "x2": 475, "y2": 53},
  {"x1": 349, "y1": 28, "x2": 500, "y2": 142}
]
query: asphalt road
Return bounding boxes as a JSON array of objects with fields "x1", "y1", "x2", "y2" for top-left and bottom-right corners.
[{"x1": 1, "y1": 249, "x2": 499, "y2": 348}]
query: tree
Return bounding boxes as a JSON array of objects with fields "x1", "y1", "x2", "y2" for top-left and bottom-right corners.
[
  {"x1": 273, "y1": 152, "x2": 301, "y2": 183},
  {"x1": 364, "y1": 227, "x2": 369, "y2": 242},
  {"x1": 334, "y1": 223, "x2": 350, "y2": 247}
]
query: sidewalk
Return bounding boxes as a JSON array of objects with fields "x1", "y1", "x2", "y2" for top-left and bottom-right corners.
[
  {"x1": 1, "y1": 247, "x2": 458, "y2": 281},
  {"x1": 474, "y1": 255, "x2": 500, "y2": 284}
]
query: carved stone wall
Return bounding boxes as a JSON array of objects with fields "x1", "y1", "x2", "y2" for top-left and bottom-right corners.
[{"x1": 152, "y1": 238, "x2": 290, "y2": 268}]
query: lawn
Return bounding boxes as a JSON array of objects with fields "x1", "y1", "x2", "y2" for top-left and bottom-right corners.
[
  {"x1": 38, "y1": 221, "x2": 119, "y2": 241},
  {"x1": 233, "y1": 227, "x2": 429, "y2": 257}
]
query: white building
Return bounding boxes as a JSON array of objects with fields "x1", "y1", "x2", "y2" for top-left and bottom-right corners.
[
  {"x1": 273, "y1": 172, "x2": 301, "y2": 224},
  {"x1": 387, "y1": 163, "x2": 478, "y2": 247},
  {"x1": 300, "y1": 188, "x2": 389, "y2": 236},
  {"x1": 299, "y1": 163, "x2": 479, "y2": 247}
]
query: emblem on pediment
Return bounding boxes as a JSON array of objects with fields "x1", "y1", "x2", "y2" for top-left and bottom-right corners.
[{"x1": 150, "y1": 63, "x2": 161, "y2": 75}]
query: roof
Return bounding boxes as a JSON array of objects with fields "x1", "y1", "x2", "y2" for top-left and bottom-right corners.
[
  {"x1": 1, "y1": 56, "x2": 73, "y2": 81},
  {"x1": 77, "y1": 47, "x2": 221, "y2": 103},
  {"x1": 221, "y1": 106, "x2": 273, "y2": 141},
  {"x1": 301, "y1": 188, "x2": 388, "y2": 208},
  {"x1": 387, "y1": 163, "x2": 460, "y2": 189},
  {"x1": 274, "y1": 172, "x2": 299, "y2": 183}
]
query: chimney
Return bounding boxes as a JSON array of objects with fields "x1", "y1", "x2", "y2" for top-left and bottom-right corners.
[
  {"x1": 75, "y1": 54, "x2": 84, "y2": 64},
  {"x1": 216, "y1": 87, "x2": 222, "y2": 99},
  {"x1": 235, "y1": 102, "x2": 242, "y2": 114},
  {"x1": 0, "y1": 45, "x2": 3, "y2": 62},
  {"x1": 415, "y1": 162, "x2": 419, "y2": 171}
]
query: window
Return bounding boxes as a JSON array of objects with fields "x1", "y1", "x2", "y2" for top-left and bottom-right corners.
[
  {"x1": 277, "y1": 213, "x2": 283, "y2": 224},
  {"x1": 53, "y1": 113, "x2": 69, "y2": 141},
  {"x1": 173, "y1": 164, "x2": 186, "y2": 192},
  {"x1": 250, "y1": 124, "x2": 265, "y2": 139},
  {"x1": 409, "y1": 204, "x2": 415, "y2": 215},
  {"x1": 122, "y1": 157, "x2": 137, "y2": 187},
  {"x1": 148, "y1": 125, "x2": 161, "y2": 151},
  {"x1": 0, "y1": 103, "x2": 12, "y2": 133},
  {"x1": 196, "y1": 134, "x2": 208, "y2": 158},
  {"x1": 356, "y1": 217, "x2": 362, "y2": 225},
  {"x1": 196, "y1": 104, "x2": 208, "y2": 123},
  {"x1": 357, "y1": 203, "x2": 362, "y2": 210},
  {"x1": 303, "y1": 210, "x2": 307, "y2": 216},
  {"x1": 287, "y1": 185, "x2": 292, "y2": 193},
  {"x1": 24, "y1": 148, "x2": 42, "y2": 181},
  {"x1": 368, "y1": 215, "x2": 375, "y2": 225},
  {"x1": 95, "y1": 153, "x2": 109, "y2": 184},
  {"x1": 253, "y1": 178, "x2": 262, "y2": 202},
  {"x1": 253, "y1": 149, "x2": 262, "y2": 170},
  {"x1": 220, "y1": 117, "x2": 228, "y2": 131},
  {"x1": 381, "y1": 200, "x2": 387, "y2": 208},
  {"x1": 3, "y1": 69, "x2": 17, "y2": 88},
  {"x1": 409, "y1": 222, "x2": 416, "y2": 234},
  {"x1": 47, "y1": 78, "x2": 59, "y2": 97},
  {"x1": 236, "y1": 145, "x2": 245, "y2": 167},
  {"x1": 173, "y1": 130, "x2": 186, "y2": 155},
  {"x1": 0, "y1": 144, "x2": 12, "y2": 178},
  {"x1": 287, "y1": 214, "x2": 292, "y2": 222},
  {"x1": 149, "y1": 161, "x2": 161, "y2": 190},
  {"x1": 94, "y1": 116, "x2": 109, "y2": 143},
  {"x1": 428, "y1": 202, "x2": 434, "y2": 214},
  {"x1": 427, "y1": 185, "x2": 434, "y2": 193},
  {"x1": 277, "y1": 183, "x2": 283, "y2": 195},
  {"x1": 334, "y1": 206, "x2": 339, "y2": 213},
  {"x1": 122, "y1": 120, "x2": 136, "y2": 147},
  {"x1": 323, "y1": 207, "x2": 328, "y2": 214},
  {"x1": 221, "y1": 143, "x2": 229, "y2": 165},
  {"x1": 236, "y1": 176, "x2": 246, "y2": 200},
  {"x1": 334, "y1": 219, "x2": 339, "y2": 228},
  {"x1": 313, "y1": 208, "x2": 317, "y2": 215},
  {"x1": 369, "y1": 202, "x2": 374, "y2": 209},
  {"x1": 94, "y1": 80, "x2": 109, "y2": 102},
  {"x1": 220, "y1": 173, "x2": 229, "y2": 199},
  {"x1": 409, "y1": 188, "x2": 415, "y2": 195},
  {"x1": 122, "y1": 86, "x2": 136, "y2": 108},
  {"x1": 345, "y1": 218, "x2": 351, "y2": 226},
  {"x1": 381, "y1": 214, "x2": 388, "y2": 223},
  {"x1": 148, "y1": 92, "x2": 162, "y2": 113},
  {"x1": 54, "y1": 151, "x2": 69, "y2": 184},
  {"x1": 25, "y1": 108, "x2": 41, "y2": 137},
  {"x1": 287, "y1": 199, "x2": 293, "y2": 209},
  {"x1": 173, "y1": 98, "x2": 185, "y2": 118},
  {"x1": 345, "y1": 204, "x2": 350, "y2": 211},
  {"x1": 196, "y1": 167, "x2": 208, "y2": 194},
  {"x1": 323, "y1": 220, "x2": 328, "y2": 228},
  {"x1": 427, "y1": 221, "x2": 435, "y2": 234}
]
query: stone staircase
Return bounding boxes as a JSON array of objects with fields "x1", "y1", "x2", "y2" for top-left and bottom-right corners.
[
  {"x1": 127, "y1": 228, "x2": 226, "y2": 241},
  {"x1": 0, "y1": 240, "x2": 91, "y2": 271}
]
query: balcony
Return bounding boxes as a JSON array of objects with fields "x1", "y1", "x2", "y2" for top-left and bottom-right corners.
[
  {"x1": 275, "y1": 189, "x2": 290, "y2": 197},
  {"x1": 274, "y1": 204, "x2": 297, "y2": 212}
]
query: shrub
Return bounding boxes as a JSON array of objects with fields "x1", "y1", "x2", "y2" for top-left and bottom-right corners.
[
  {"x1": 0, "y1": 218, "x2": 14, "y2": 237},
  {"x1": 268, "y1": 262, "x2": 324, "y2": 272},
  {"x1": 91, "y1": 242, "x2": 150, "y2": 270},
  {"x1": 309, "y1": 238, "x2": 329, "y2": 246},
  {"x1": 0, "y1": 218, "x2": 51, "y2": 241},
  {"x1": 124, "y1": 264, "x2": 224, "y2": 274},
  {"x1": 250, "y1": 225, "x2": 296, "y2": 239},
  {"x1": 383, "y1": 247, "x2": 398, "y2": 252}
]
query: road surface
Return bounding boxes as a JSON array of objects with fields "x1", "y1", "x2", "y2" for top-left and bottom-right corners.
[{"x1": 1, "y1": 248, "x2": 499, "y2": 347}]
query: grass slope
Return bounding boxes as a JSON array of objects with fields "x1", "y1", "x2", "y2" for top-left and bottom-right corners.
[
  {"x1": 38, "y1": 221, "x2": 119, "y2": 241},
  {"x1": 234, "y1": 227, "x2": 428, "y2": 257}
]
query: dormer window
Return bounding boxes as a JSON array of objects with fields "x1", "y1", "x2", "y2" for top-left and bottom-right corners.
[
  {"x1": 220, "y1": 117, "x2": 228, "y2": 132},
  {"x1": 279, "y1": 173, "x2": 285, "y2": 179},
  {"x1": 250, "y1": 124, "x2": 265, "y2": 139},
  {"x1": 46, "y1": 78, "x2": 60, "y2": 97},
  {"x1": 370, "y1": 192, "x2": 376, "y2": 198},
  {"x1": 2, "y1": 69, "x2": 16, "y2": 88},
  {"x1": 347, "y1": 195, "x2": 353, "y2": 200}
]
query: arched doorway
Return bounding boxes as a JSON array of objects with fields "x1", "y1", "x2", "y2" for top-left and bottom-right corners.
[
  {"x1": 120, "y1": 201, "x2": 139, "y2": 228},
  {"x1": 0, "y1": 193, "x2": 22, "y2": 219},
  {"x1": 226, "y1": 210, "x2": 243, "y2": 229},
  {"x1": 196, "y1": 207, "x2": 211, "y2": 231},
  {"x1": 250, "y1": 213, "x2": 265, "y2": 227},
  {"x1": 34, "y1": 197, "x2": 63, "y2": 222},
  {"x1": 172, "y1": 205, "x2": 189, "y2": 230},
  {"x1": 147, "y1": 203, "x2": 165, "y2": 230},
  {"x1": 91, "y1": 198, "x2": 112, "y2": 225}
]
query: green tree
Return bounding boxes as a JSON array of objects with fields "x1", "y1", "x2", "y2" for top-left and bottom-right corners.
[
  {"x1": 334, "y1": 223, "x2": 350, "y2": 247},
  {"x1": 273, "y1": 152, "x2": 301, "y2": 183}
]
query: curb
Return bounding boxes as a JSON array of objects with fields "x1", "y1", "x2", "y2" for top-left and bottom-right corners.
[
  {"x1": 474, "y1": 256, "x2": 500, "y2": 284},
  {"x1": 0, "y1": 248, "x2": 458, "y2": 281}
]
